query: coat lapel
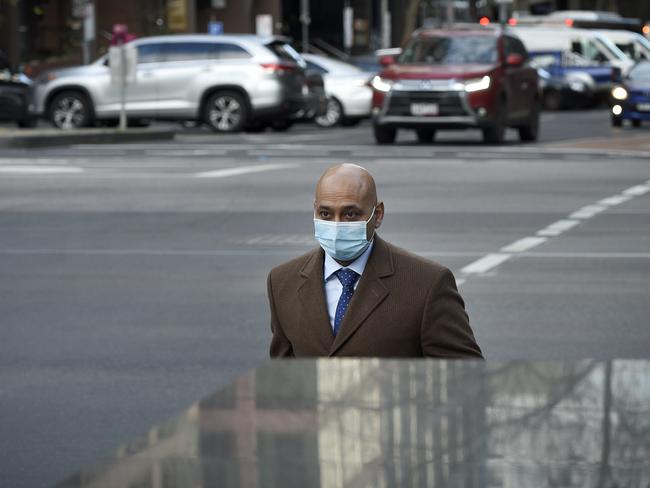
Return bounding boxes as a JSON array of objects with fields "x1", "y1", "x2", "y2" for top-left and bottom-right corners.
[
  {"x1": 297, "y1": 248, "x2": 336, "y2": 353},
  {"x1": 329, "y1": 236, "x2": 395, "y2": 356}
]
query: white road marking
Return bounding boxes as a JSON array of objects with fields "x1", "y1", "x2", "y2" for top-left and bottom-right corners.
[
  {"x1": 145, "y1": 149, "x2": 228, "y2": 156},
  {"x1": 457, "y1": 178, "x2": 649, "y2": 280},
  {"x1": 0, "y1": 166, "x2": 84, "y2": 174},
  {"x1": 622, "y1": 184, "x2": 650, "y2": 196},
  {"x1": 500, "y1": 236, "x2": 547, "y2": 253},
  {"x1": 537, "y1": 219, "x2": 580, "y2": 236},
  {"x1": 2, "y1": 249, "x2": 650, "y2": 259},
  {"x1": 569, "y1": 205, "x2": 606, "y2": 219},
  {"x1": 461, "y1": 253, "x2": 512, "y2": 274},
  {"x1": 195, "y1": 163, "x2": 298, "y2": 178},
  {"x1": 598, "y1": 195, "x2": 633, "y2": 206}
]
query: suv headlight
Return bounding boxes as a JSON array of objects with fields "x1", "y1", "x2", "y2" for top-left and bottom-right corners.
[
  {"x1": 464, "y1": 76, "x2": 491, "y2": 93},
  {"x1": 611, "y1": 86, "x2": 628, "y2": 100},
  {"x1": 370, "y1": 75, "x2": 393, "y2": 93}
]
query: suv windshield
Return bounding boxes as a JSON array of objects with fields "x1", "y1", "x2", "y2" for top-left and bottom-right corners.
[{"x1": 399, "y1": 36, "x2": 498, "y2": 65}]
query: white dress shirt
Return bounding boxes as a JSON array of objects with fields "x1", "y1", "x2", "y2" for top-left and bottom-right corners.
[{"x1": 322, "y1": 240, "x2": 374, "y2": 330}]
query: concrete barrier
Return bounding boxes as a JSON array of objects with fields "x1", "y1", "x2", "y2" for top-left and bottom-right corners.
[{"x1": 0, "y1": 128, "x2": 175, "y2": 148}]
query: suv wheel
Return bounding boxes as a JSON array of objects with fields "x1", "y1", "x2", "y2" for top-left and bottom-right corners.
[
  {"x1": 315, "y1": 97, "x2": 343, "y2": 127},
  {"x1": 518, "y1": 102, "x2": 540, "y2": 142},
  {"x1": 373, "y1": 124, "x2": 396, "y2": 144},
  {"x1": 204, "y1": 91, "x2": 247, "y2": 133},
  {"x1": 611, "y1": 114, "x2": 623, "y2": 127},
  {"x1": 482, "y1": 105, "x2": 505, "y2": 144},
  {"x1": 49, "y1": 91, "x2": 92, "y2": 129},
  {"x1": 632, "y1": 119, "x2": 641, "y2": 128},
  {"x1": 416, "y1": 128, "x2": 436, "y2": 143}
]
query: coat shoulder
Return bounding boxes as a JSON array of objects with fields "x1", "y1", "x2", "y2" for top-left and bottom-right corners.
[
  {"x1": 269, "y1": 247, "x2": 321, "y2": 281},
  {"x1": 384, "y1": 240, "x2": 449, "y2": 278}
]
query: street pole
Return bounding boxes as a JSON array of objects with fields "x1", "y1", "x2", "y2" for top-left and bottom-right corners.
[
  {"x1": 380, "y1": 0, "x2": 391, "y2": 48},
  {"x1": 300, "y1": 0, "x2": 310, "y2": 53},
  {"x1": 119, "y1": 41, "x2": 127, "y2": 131}
]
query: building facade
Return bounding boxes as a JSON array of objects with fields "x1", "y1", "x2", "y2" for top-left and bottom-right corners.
[{"x1": 0, "y1": 0, "x2": 649, "y2": 71}]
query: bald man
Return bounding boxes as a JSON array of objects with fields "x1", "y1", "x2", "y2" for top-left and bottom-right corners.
[{"x1": 267, "y1": 164, "x2": 483, "y2": 358}]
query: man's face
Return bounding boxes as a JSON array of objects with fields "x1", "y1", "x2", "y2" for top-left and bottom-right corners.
[{"x1": 314, "y1": 173, "x2": 384, "y2": 241}]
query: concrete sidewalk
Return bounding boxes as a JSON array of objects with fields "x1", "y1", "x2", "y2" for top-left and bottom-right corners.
[
  {"x1": 542, "y1": 131, "x2": 650, "y2": 156},
  {"x1": 0, "y1": 127, "x2": 175, "y2": 148}
]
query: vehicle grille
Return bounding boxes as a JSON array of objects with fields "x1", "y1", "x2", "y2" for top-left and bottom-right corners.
[{"x1": 385, "y1": 91, "x2": 467, "y2": 116}]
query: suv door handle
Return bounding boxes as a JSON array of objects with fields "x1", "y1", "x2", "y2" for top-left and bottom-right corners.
[{"x1": 140, "y1": 71, "x2": 155, "y2": 78}]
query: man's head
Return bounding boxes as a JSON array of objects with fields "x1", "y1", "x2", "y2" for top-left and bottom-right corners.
[{"x1": 314, "y1": 163, "x2": 384, "y2": 241}]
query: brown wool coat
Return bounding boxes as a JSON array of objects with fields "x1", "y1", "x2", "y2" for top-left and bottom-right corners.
[{"x1": 267, "y1": 235, "x2": 483, "y2": 358}]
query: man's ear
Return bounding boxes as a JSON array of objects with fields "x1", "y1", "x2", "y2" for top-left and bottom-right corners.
[{"x1": 374, "y1": 201, "x2": 385, "y2": 229}]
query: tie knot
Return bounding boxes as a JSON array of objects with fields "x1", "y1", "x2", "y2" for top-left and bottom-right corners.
[{"x1": 335, "y1": 268, "x2": 360, "y2": 288}]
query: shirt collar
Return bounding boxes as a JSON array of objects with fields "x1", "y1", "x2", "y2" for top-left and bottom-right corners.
[{"x1": 323, "y1": 239, "x2": 374, "y2": 282}]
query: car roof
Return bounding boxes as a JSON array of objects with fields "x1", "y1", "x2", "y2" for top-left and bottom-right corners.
[
  {"x1": 135, "y1": 34, "x2": 291, "y2": 45},
  {"x1": 414, "y1": 26, "x2": 502, "y2": 38}
]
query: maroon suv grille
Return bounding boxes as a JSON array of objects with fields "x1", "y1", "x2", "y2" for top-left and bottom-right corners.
[{"x1": 385, "y1": 91, "x2": 467, "y2": 116}]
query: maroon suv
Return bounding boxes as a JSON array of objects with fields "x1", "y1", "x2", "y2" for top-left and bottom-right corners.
[{"x1": 370, "y1": 26, "x2": 540, "y2": 144}]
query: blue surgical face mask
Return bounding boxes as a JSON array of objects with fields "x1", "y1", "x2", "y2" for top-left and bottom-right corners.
[{"x1": 314, "y1": 207, "x2": 376, "y2": 262}]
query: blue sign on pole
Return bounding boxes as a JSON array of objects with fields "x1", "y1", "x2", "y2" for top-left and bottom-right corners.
[{"x1": 208, "y1": 21, "x2": 224, "y2": 35}]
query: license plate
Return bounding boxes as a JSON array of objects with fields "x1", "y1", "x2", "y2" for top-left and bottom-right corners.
[
  {"x1": 410, "y1": 103, "x2": 439, "y2": 116},
  {"x1": 637, "y1": 103, "x2": 650, "y2": 111}
]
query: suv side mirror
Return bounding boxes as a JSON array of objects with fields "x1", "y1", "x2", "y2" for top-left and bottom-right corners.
[
  {"x1": 379, "y1": 55, "x2": 395, "y2": 67},
  {"x1": 506, "y1": 53, "x2": 524, "y2": 67}
]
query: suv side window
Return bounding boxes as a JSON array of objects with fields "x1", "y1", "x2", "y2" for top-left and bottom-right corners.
[
  {"x1": 137, "y1": 44, "x2": 161, "y2": 64},
  {"x1": 215, "y1": 43, "x2": 251, "y2": 59},
  {"x1": 159, "y1": 42, "x2": 216, "y2": 62}
]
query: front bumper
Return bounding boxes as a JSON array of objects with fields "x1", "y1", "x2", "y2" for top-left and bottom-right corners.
[
  {"x1": 0, "y1": 83, "x2": 31, "y2": 121},
  {"x1": 614, "y1": 94, "x2": 650, "y2": 121},
  {"x1": 372, "y1": 87, "x2": 495, "y2": 129}
]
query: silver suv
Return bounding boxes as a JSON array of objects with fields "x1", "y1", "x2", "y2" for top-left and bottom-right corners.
[{"x1": 32, "y1": 34, "x2": 319, "y2": 132}]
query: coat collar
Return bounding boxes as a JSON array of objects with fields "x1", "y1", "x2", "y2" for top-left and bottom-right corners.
[
  {"x1": 330, "y1": 235, "x2": 394, "y2": 355},
  {"x1": 297, "y1": 235, "x2": 395, "y2": 356}
]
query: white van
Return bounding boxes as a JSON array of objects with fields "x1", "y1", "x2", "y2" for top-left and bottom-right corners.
[
  {"x1": 595, "y1": 29, "x2": 650, "y2": 62},
  {"x1": 510, "y1": 26, "x2": 634, "y2": 74}
]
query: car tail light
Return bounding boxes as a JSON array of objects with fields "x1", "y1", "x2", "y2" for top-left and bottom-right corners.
[{"x1": 260, "y1": 63, "x2": 296, "y2": 75}]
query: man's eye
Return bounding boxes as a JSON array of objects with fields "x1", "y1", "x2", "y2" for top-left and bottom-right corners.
[
  {"x1": 345, "y1": 211, "x2": 360, "y2": 218},
  {"x1": 319, "y1": 211, "x2": 330, "y2": 218}
]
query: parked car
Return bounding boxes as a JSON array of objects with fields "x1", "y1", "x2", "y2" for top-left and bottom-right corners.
[
  {"x1": 370, "y1": 26, "x2": 540, "y2": 144},
  {"x1": 301, "y1": 53, "x2": 373, "y2": 127},
  {"x1": 32, "y1": 34, "x2": 316, "y2": 132},
  {"x1": 529, "y1": 50, "x2": 614, "y2": 109},
  {"x1": 0, "y1": 51, "x2": 36, "y2": 128},
  {"x1": 610, "y1": 61, "x2": 650, "y2": 127}
]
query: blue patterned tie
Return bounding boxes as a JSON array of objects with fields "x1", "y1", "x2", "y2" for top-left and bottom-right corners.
[{"x1": 333, "y1": 268, "x2": 360, "y2": 335}]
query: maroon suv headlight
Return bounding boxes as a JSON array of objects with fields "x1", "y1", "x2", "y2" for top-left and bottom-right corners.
[
  {"x1": 463, "y1": 76, "x2": 491, "y2": 93},
  {"x1": 370, "y1": 75, "x2": 393, "y2": 93}
]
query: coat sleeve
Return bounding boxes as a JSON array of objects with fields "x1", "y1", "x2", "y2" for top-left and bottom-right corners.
[
  {"x1": 267, "y1": 270, "x2": 294, "y2": 358},
  {"x1": 420, "y1": 267, "x2": 484, "y2": 359}
]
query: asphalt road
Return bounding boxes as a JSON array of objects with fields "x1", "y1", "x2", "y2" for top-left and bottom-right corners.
[{"x1": 1, "y1": 110, "x2": 650, "y2": 487}]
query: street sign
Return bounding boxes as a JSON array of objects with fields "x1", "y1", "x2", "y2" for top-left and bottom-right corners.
[
  {"x1": 343, "y1": 6, "x2": 353, "y2": 49},
  {"x1": 109, "y1": 44, "x2": 137, "y2": 85},
  {"x1": 83, "y1": 3, "x2": 95, "y2": 42},
  {"x1": 256, "y1": 15, "x2": 273, "y2": 36},
  {"x1": 167, "y1": 0, "x2": 188, "y2": 31},
  {"x1": 208, "y1": 21, "x2": 223, "y2": 35}
]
